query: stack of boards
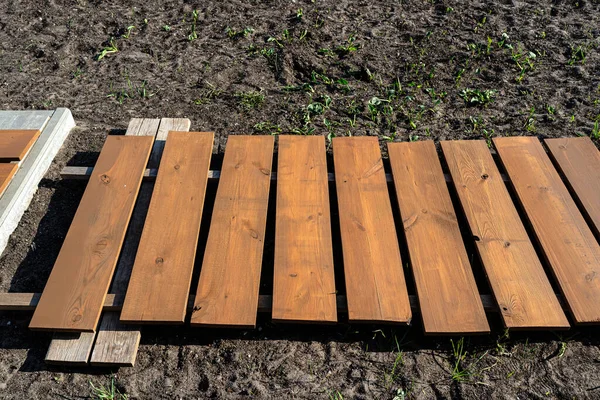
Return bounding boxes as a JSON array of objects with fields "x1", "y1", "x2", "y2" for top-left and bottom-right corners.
[
  {"x1": 0, "y1": 130, "x2": 41, "y2": 197},
  {"x1": 29, "y1": 132, "x2": 600, "y2": 346}
]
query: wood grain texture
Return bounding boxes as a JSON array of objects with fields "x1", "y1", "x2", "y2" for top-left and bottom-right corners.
[
  {"x1": 45, "y1": 332, "x2": 96, "y2": 365},
  {"x1": 121, "y1": 131, "x2": 214, "y2": 323},
  {"x1": 332, "y1": 137, "x2": 411, "y2": 323},
  {"x1": 29, "y1": 135, "x2": 154, "y2": 332},
  {"x1": 388, "y1": 141, "x2": 489, "y2": 334},
  {"x1": 441, "y1": 140, "x2": 569, "y2": 330},
  {"x1": 272, "y1": 135, "x2": 337, "y2": 323},
  {"x1": 90, "y1": 313, "x2": 140, "y2": 366},
  {"x1": 191, "y1": 136, "x2": 274, "y2": 328},
  {"x1": 0, "y1": 163, "x2": 18, "y2": 197},
  {"x1": 150, "y1": 118, "x2": 191, "y2": 168},
  {"x1": 545, "y1": 137, "x2": 600, "y2": 239},
  {"x1": 494, "y1": 136, "x2": 600, "y2": 324},
  {"x1": 0, "y1": 129, "x2": 41, "y2": 161}
]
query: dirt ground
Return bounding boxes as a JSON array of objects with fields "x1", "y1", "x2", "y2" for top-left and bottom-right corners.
[{"x1": 1, "y1": 0, "x2": 600, "y2": 398}]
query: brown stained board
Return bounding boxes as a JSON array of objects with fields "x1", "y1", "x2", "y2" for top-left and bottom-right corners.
[
  {"x1": 0, "y1": 129, "x2": 41, "y2": 161},
  {"x1": 494, "y1": 136, "x2": 600, "y2": 324},
  {"x1": 191, "y1": 136, "x2": 274, "y2": 328},
  {"x1": 272, "y1": 135, "x2": 337, "y2": 323},
  {"x1": 29, "y1": 135, "x2": 154, "y2": 332},
  {"x1": 332, "y1": 137, "x2": 411, "y2": 323},
  {"x1": 441, "y1": 140, "x2": 569, "y2": 330},
  {"x1": 388, "y1": 141, "x2": 489, "y2": 334},
  {"x1": 120, "y1": 131, "x2": 214, "y2": 323},
  {"x1": 546, "y1": 137, "x2": 600, "y2": 239},
  {"x1": 0, "y1": 163, "x2": 18, "y2": 197}
]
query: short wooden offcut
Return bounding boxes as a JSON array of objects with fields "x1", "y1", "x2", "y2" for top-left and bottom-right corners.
[
  {"x1": 272, "y1": 135, "x2": 337, "y2": 323},
  {"x1": 191, "y1": 136, "x2": 274, "y2": 328},
  {"x1": 29, "y1": 135, "x2": 153, "y2": 332},
  {"x1": 333, "y1": 137, "x2": 411, "y2": 324},
  {"x1": 120, "y1": 132, "x2": 214, "y2": 324},
  {"x1": 0, "y1": 129, "x2": 41, "y2": 161},
  {"x1": 495, "y1": 136, "x2": 600, "y2": 324},
  {"x1": 442, "y1": 140, "x2": 569, "y2": 330},
  {"x1": 388, "y1": 141, "x2": 489, "y2": 334}
]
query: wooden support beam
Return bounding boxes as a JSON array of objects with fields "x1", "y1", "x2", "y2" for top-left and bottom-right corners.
[
  {"x1": 60, "y1": 166, "x2": 510, "y2": 184},
  {"x1": 1, "y1": 292, "x2": 503, "y2": 314}
]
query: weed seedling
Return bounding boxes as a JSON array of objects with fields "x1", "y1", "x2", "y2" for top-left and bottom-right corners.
[
  {"x1": 568, "y1": 45, "x2": 586, "y2": 65},
  {"x1": 254, "y1": 121, "x2": 282, "y2": 135},
  {"x1": 188, "y1": 10, "x2": 199, "y2": 41},
  {"x1": 335, "y1": 34, "x2": 359, "y2": 56},
  {"x1": 459, "y1": 88, "x2": 496, "y2": 107},
  {"x1": 450, "y1": 337, "x2": 470, "y2": 382},
  {"x1": 89, "y1": 376, "x2": 128, "y2": 400},
  {"x1": 524, "y1": 106, "x2": 536, "y2": 132},
  {"x1": 226, "y1": 26, "x2": 254, "y2": 39},
  {"x1": 97, "y1": 38, "x2": 119, "y2": 60},
  {"x1": 122, "y1": 25, "x2": 135, "y2": 39},
  {"x1": 236, "y1": 90, "x2": 265, "y2": 109}
]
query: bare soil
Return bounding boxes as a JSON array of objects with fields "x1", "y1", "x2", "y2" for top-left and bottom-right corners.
[{"x1": 1, "y1": 0, "x2": 600, "y2": 398}]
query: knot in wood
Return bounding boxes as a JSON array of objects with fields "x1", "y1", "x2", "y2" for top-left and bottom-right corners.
[
  {"x1": 155, "y1": 257, "x2": 164, "y2": 265},
  {"x1": 259, "y1": 168, "x2": 270, "y2": 176},
  {"x1": 174, "y1": 164, "x2": 180, "y2": 170},
  {"x1": 100, "y1": 174, "x2": 110, "y2": 184},
  {"x1": 481, "y1": 173, "x2": 489, "y2": 180}
]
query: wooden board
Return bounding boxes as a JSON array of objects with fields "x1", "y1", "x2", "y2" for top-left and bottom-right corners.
[
  {"x1": 545, "y1": 137, "x2": 600, "y2": 239},
  {"x1": 0, "y1": 164, "x2": 18, "y2": 197},
  {"x1": 120, "y1": 131, "x2": 214, "y2": 323},
  {"x1": 441, "y1": 140, "x2": 569, "y2": 329},
  {"x1": 388, "y1": 141, "x2": 489, "y2": 334},
  {"x1": 0, "y1": 129, "x2": 41, "y2": 161},
  {"x1": 29, "y1": 135, "x2": 154, "y2": 332},
  {"x1": 332, "y1": 137, "x2": 411, "y2": 323},
  {"x1": 494, "y1": 136, "x2": 600, "y2": 324},
  {"x1": 191, "y1": 136, "x2": 274, "y2": 328},
  {"x1": 272, "y1": 135, "x2": 337, "y2": 323}
]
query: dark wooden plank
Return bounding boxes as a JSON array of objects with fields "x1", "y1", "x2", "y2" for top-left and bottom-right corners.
[
  {"x1": 0, "y1": 129, "x2": 41, "y2": 161},
  {"x1": 120, "y1": 132, "x2": 214, "y2": 324},
  {"x1": 29, "y1": 135, "x2": 154, "y2": 332},
  {"x1": 332, "y1": 137, "x2": 411, "y2": 323},
  {"x1": 0, "y1": 163, "x2": 18, "y2": 197},
  {"x1": 494, "y1": 136, "x2": 600, "y2": 324},
  {"x1": 388, "y1": 140, "x2": 489, "y2": 334},
  {"x1": 272, "y1": 135, "x2": 337, "y2": 323},
  {"x1": 546, "y1": 137, "x2": 600, "y2": 239},
  {"x1": 191, "y1": 136, "x2": 274, "y2": 328},
  {"x1": 441, "y1": 140, "x2": 569, "y2": 330}
]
